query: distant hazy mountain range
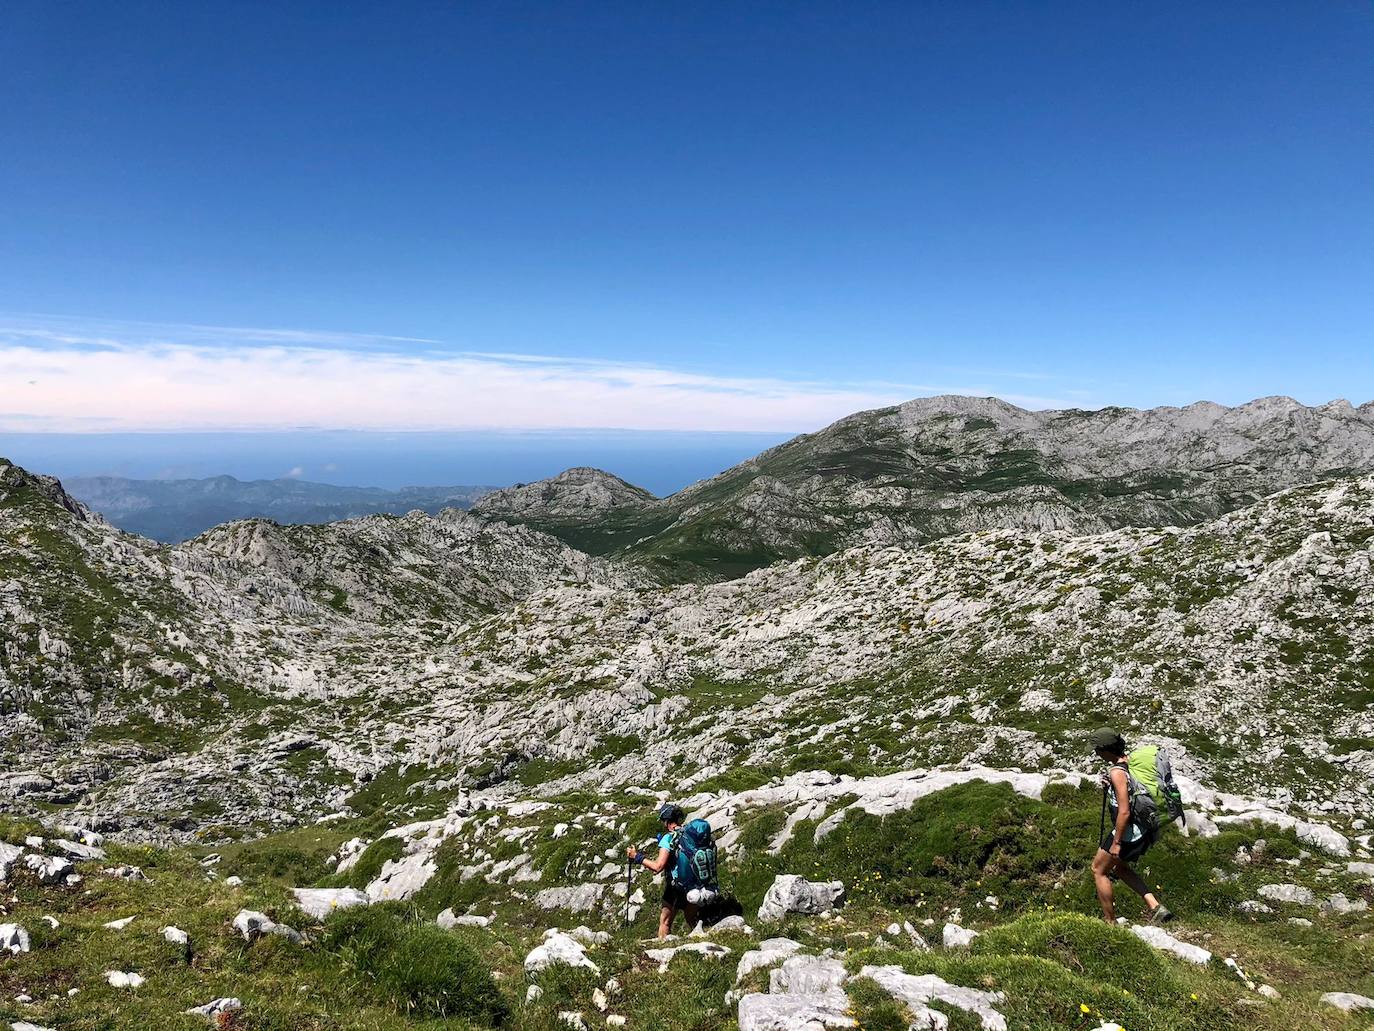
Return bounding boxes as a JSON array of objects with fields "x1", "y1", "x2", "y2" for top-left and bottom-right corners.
[{"x1": 64, "y1": 474, "x2": 496, "y2": 542}]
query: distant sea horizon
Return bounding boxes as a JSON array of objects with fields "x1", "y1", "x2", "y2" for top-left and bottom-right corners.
[{"x1": 0, "y1": 429, "x2": 796, "y2": 497}]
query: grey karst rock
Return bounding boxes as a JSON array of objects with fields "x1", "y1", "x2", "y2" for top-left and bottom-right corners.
[
  {"x1": 1130, "y1": 925, "x2": 1213, "y2": 965},
  {"x1": 102, "y1": 866, "x2": 147, "y2": 880},
  {"x1": 736, "y1": 989, "x2": 856, "y2": 1031},
  {"x1": 1320, "y1": 992, "x2": 1374, "y2": 1012},
  {"x1": 184, "y1": 997, "x2": 242, "y2": 1022},
  {"x1": 736, "y1": 938, "x2": 803, "y2": 982},
  {"x1": 557, "y1": 1012, "x2": 589, "y2": 1030},
  {"x1": 942, "y1": 923, "x2": 979, "y2": 948},
  {"x1": 291, "y1": 886, "x2": 370, "y2": 920},
  {"x1": 365, "y1": 850, "x2": 437, "y2": 902},
  {"x1": 102, "y1": 916, "x2": 135, "y2": 930},
  {"x1": 1347, "y1": 861, "x2": 1374, "y2": 877},
  {"x1": 693, "y1": 914, "x2": 751, "y2": 936},
  {"x1": 525, "y1": 929, "x2": 599, "y2": 974},
  {"x1": 768, "y1": 955, "x2": 847, "y2": 995},
  {"x1": 565, "y1": 925, "x2": 610, "y2": 946},
  {"x1": 12, "y1": 1022, "x2": 56, "y2": 1031},
  {"x1": 1258, "y1": 883, "x2": 1318, "y2": 906},
  {"x1": 104, "y1": 970, "x2": 145, "y2": 989},
  {"x1": 535, "y1": 883, "x2": 606, "y2": 913},
  {"x1": 162, "y1": 926, "x2": 190, "y2": 948},
  {"x1": 230, "y1": 910, "x2": 302, "y2": 944},
  {"x1": 855, "y1": 965, "x2": 1009, "y2": 1031},
  {"x1": 0, "y1": 922, "x2": 31, "y2": 954},
  {"x1": 1320, "y1": 893, "x2": 1368, "y2": 915},
  {"x1": 1237, "y1": 900, "x2": 1274, "y2": 914},
  {"x1": 757, "y1": 875, "x2": 845, "y2": 923},
  {"x1": 23, "y1": 855, "x2": 72, "y2": 885},
  {"x1": 0, "y1": 842, "x2": 21, "y2": 881},
  {"x1": 52, "y1": 838, "x2": 105, "y2": 861},
  {"x1": 644, "y1": 941, "x2": 731, "y2": 971}
]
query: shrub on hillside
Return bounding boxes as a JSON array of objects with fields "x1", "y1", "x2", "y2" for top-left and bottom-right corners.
[{"x1": 321, "y1": 904, "x2": 508, "y2": 1024}]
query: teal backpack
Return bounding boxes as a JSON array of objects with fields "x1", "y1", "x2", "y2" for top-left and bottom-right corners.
[{"x1": 672, "y1": 819, "x2": 719, "y2": 891}]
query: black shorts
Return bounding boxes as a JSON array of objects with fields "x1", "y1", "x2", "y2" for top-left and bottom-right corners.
[
  {"x1": 1100, "y1": 830, "x2": 1154, "y2": 865},
  {"x1": 661, "y1": 881, "x2": 689, "y2": 909}
]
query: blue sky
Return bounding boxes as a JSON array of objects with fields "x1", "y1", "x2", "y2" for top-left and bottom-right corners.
[{"x1": 1, "y1": 2, "x2": 1371, "y2": 446}]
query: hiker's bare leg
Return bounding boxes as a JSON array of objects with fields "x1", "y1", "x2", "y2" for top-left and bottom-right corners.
[
  {"x1": 658, "y1": 903, "x2": 675, "y2": 938},
  {"x1": 683, "y1": 902, "x2": 700, "y2": 933},
  {"x1": 1113, "y1": 861, "x2": 1161, "y2": 911},
  {"x1": 1092, "y1": 848, "x2": 1117, "y2": 922}
]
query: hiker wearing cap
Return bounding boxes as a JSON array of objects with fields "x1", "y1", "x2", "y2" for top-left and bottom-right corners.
[
  {"x1": 626, "y1": 803, "x2": 719, "y2": 938},
  {"x1": 1090, "y1": 727, "x2": 1175, "y2": 926}
]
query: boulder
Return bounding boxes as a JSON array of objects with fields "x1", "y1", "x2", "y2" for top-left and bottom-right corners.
[
  {"x1": 757, "y1": 875, "x2": 845, "y2": 923},
  {"x1": 1130, "y1": 925, "x2": 1212, "y2": 965},
  {"x1": 231, "y1": 909, "x2": 302, "y2": 944},
  {"x1": 1257, "y1": 883, "x2": 1317, "y2": 906},
  {"x1": 736, "y1": 990, "x2": 856, "y2": 1031},
  {"x1": 0, "y1": 922, "x2": 31, "y2": 954},
  {"x1": 102, "y1": 865, "x2": 147, "y2": 881},
  {"x1": 23, "y1": 854, "x2": 73, "y2": 885},
  {"x1": 1319, "y1": 992, "x2": 1374, "y2": 1012},
  {"x1": 769, "y1": 955, "x2": 847, "y2": 995},
  {"x1": 1320, "y1": 893, "x2": 1369, "y2": 915},
  {"x1": 942, "y1": 922, "x2": 979, "y2": 948},
  {"x1": 855, "y1": 965, "x2": 1008, "y2": 1031},
  {"x1": 292, "y1": 886, "x2": 370, "y2": 921},
  {"x1": 696, "y1": 914, "x2": 752, "y2": 936},
  {"x1": 525, "y1": 930, "x2": 600, "y2": 974},
  {"x1": 534, "y1": 883, "x2": 606, "y2": 913},
  {"x1": 644, "y1": 941, "x2": 730, "y2": 971},
  {"x1": 185, "y1": 998, "x2": 242, "y2": 1022},
  {"x1": 162, "y1": 926, "x2": 190, "y2": 947},
  {"x1": 736, "y1": 937, "x2": 803, "y2": 983},
  {"x1": 52, "y1": 839, "x2": 105, "y2": 862},
  {"x1": 0, "y1": 842, "x2": 23, "y2": 882}
]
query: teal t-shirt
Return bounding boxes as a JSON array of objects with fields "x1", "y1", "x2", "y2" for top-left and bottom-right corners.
[{"x1": 658, "y1": 831, "x2": 677, "y2": 883}]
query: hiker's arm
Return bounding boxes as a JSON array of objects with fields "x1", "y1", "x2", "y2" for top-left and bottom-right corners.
[
  {"x1": 641, "y1": 846, "x2": 670, "y2": 873},
  {"x1": 1109, "y1": 768, "x2": 1130, "y2": 855},
  {"x1": 626, "y1": 844, "x2": 671, "y2": 873}
]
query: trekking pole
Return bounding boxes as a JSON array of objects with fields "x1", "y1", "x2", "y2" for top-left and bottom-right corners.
[{"x1": 625, "y1": 856, "x2": 632, "y2": 928}]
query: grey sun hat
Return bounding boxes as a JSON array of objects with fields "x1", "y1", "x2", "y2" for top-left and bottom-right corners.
[{"x1": 1088, "y1": 727, "x2": 1127, "y2": 754}]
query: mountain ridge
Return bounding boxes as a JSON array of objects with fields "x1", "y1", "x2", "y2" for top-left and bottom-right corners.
[{"x1": 474, "y1": 394, "x2": 1374, "y2": 579}]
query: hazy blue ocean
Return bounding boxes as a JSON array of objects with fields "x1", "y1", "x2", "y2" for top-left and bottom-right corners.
[{"x1": 0, "y1": 429, "x2": 794, "y2": 496}]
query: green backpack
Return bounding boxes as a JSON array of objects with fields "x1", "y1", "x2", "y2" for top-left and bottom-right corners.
[{"x1": 1127, "y1": 744, "x2": 1186, "y2": 823}]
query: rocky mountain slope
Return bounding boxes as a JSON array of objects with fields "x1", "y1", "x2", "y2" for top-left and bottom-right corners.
[
  {"x1": 2, "y1": 452, "x2": 1370, "y2": 845},
  {"x1": 2, "y1": 395, "x2": 1373, "y2": 1029},
  {"x1": 475, "y1": 395, "x2": 1374, "y2": 580},
  {"x1": 66, "y1": 474, "x2": 495, "y2": 542}
]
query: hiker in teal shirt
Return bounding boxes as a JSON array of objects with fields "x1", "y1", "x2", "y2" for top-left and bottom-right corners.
[{"x1": 626, "y1": 803, "x2": 698, "y2": 938}]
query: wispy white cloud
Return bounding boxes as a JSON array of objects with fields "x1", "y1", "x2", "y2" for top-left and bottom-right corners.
[{"x1": 0, "y1": 315, "x2": 1079, "y2": 433}]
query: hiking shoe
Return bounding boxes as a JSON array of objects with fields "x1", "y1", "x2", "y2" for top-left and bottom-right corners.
[{"x1": 1148, "y1": 905, "x2": 1175, "y2": 924}]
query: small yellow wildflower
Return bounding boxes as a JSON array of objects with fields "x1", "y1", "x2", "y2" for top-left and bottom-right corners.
[{"x1": 1080, "y1": 1004, "x2": 1091, "y2": 1014}]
